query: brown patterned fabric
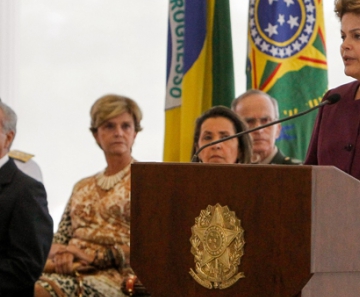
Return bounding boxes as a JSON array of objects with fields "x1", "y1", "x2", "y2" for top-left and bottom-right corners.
[{"x1": 37, "y1": 162, "x2": 132, "y2": 297}]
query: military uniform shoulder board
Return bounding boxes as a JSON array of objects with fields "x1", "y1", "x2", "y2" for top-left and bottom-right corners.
[
  {"x1": 284, "y1": 156, "x2": 302, "y2": 165},
  {"x1": 8, "y1": 150, "x2": 34, "y2": 163}
]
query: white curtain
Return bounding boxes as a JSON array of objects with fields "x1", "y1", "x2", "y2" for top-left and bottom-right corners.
[{"x1": 0, "y1": 0, "x2": 20, "y2": 109}]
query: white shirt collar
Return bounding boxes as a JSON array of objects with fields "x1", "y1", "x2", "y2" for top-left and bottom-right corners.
[{"x1": 0, "y1": 154, "x2": 9, "y2": 169}]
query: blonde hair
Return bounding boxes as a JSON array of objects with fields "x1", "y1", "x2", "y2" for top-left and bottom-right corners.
[
  {"x1": 90, "y1": 94, "x2": 142, "y2": 133},
  {"x1": 334, "y1": 0, "x2": 360, "y2": 19}
]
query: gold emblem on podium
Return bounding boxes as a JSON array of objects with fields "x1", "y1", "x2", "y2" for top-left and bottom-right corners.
[{"x1": 189, "y1": 203, "x2": 245, "y2": 289}]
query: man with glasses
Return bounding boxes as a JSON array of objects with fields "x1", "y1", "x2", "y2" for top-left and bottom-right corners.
[{"x1": 232, "y1": 89, "x2": 301, "y2": 165}]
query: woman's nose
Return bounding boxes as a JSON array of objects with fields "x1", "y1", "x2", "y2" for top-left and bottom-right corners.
[
  {"x1": 211, "y1": 141, "x2": 222, "y2": 149},
  {"x1": 341, "y1": 37, "x2": 350, "y2": 51},
  {"x1": 114, "y1": 125, "x2": 123, "y2": 136}
]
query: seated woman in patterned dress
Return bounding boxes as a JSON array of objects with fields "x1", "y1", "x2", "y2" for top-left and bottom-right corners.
[{"x1": 35, "y1": 94, "x2": 143, "y2": 297}]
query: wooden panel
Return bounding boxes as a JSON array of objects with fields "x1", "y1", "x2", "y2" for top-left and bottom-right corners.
[{"x1": 130, "y1": 163, "x2": 313, "y2": 297}]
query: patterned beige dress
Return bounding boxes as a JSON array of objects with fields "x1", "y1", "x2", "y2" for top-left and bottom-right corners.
[{"x1": 37, "y1": 161, "x2": 133, "y2": 297}]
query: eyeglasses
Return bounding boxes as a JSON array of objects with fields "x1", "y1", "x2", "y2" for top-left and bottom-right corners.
[{"x1": 244, "y1": 116, "x2": 274, "y2": 128}]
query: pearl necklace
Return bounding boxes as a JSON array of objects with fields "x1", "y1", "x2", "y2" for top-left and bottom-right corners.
[{"x1": 96, "y1": 163, "x2": 130, "y2": 191}]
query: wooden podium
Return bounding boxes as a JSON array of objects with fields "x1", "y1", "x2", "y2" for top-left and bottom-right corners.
[{"x1": 130, "y1": 163, "x2": 360, "y2": 297}]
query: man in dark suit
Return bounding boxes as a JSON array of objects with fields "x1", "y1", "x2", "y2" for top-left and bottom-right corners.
[
  {"x1": 0, "y1": 101, "x2": 53, "y2": 297},
  {"x1": 232, "y1": 89, "x2": 301, "y2": 165}
]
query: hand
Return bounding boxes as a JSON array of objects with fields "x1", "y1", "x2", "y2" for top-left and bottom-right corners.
[
  {"x1": 47, "y1": 243, "x2": 67, "y2": 259},
  {"x1": 121, "y1": 244, "x2": 130, "y2": 266},
  {"x1": 53, "y1": 252, "x2": 75, "y2": 275},
  {"x1": 65, "y1": 245, "x2": 95, "y2": 264},
  {"x1": 44, "y1": 245, "x2": 95, "y2": 275}
]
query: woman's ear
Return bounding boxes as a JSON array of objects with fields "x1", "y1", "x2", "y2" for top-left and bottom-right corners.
[
  {"x1": 92, "y1": 131, "x2": 102, "y2": 149},
  {"x1": 194, "y1": 145, "x2": 203, "y2": 162}
]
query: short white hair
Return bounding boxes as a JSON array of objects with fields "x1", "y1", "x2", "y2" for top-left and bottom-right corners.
[{"x1": 232, "y1": 89, "x2": 279, "y2": 119}]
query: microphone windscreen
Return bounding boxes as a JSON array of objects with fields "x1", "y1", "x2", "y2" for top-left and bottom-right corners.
[{"x1": 326, "y1": 93, "x2": 341, "y2": 105}]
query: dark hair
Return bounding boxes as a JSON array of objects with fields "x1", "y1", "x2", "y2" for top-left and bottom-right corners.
[
  {"x1": 191, "y1": 106, "x2": 252, "y2": 163},
  {"x1": 334, "y1": 0, "x2": 360, "y2": 19}
]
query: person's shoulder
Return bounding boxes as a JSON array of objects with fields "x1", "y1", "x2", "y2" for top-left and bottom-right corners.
[
  {"x1": 6, "y1": 159, "x2": 46, "y2": 197},
  {"x1": 3, "y1": 157, "x2": 33, "y2": 183},
  {"x1": 282, "y1": 156, "x2": 302, "y2": 165},
  {"x1": 270, "y1": 149, "x2": 302, "y2": 165},
  {"x1": 9, "y1": 150, "x2": 43, "y2": 182},
  {"x1": 14, "y1": 164, "x2": 43, "y2": 187},
  {"x1": 72, "y1": 172, "x2": 98, "y2": 191},
  {"x1": 329, "y1": 80, "x2": 360, "y2": 96}
]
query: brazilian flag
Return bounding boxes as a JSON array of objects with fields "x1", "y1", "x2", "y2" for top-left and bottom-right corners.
[
  {"x1": 246, "y1": 0, "x2": 328, "y2": 161},
  {"x1": 164, "y1": 0, "x2": 235, "y2": 162}
]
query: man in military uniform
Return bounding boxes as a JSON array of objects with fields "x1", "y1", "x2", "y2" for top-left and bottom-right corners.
[
  {"x1": 232, "y1": 89, "x2": 301, "y2": 165},
  {"x1": 0, "y1": 101, "x2": 52, "y2": 297},
  {"x1": 0, "y1": 100, "x2": 43, "y2": 182}
]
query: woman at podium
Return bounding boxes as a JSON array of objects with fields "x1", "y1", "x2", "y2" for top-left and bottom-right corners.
[
  {"x1": 305, "y1": 0, "x2": 360, "y2": 180},
  {"x1": 35, "y1": 94, "x2": 143, "y2": 297},
  {"x1": 191, "y1": 106, "x2": 252, "y2": 164}
]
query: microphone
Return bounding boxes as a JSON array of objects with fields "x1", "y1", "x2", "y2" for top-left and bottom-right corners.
[{"x1": 191, "y1": 93, "x2": 341, "y2": 162}]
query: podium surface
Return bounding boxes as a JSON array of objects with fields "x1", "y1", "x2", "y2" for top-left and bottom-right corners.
[{"x1": 130, "y1": 163, "x2": 360, "y2": 297}]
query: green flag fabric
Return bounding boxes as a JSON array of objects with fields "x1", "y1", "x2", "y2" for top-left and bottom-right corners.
[{"x1": 246, "y1": 0, "x2": 328, "y2": 160}]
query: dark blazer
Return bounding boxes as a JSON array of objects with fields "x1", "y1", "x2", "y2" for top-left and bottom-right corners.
[{"x1": 0, "y1": 158, "x2": 53, "y2": 297}]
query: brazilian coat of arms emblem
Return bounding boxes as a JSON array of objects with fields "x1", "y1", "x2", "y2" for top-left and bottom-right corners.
[{"x1": 189, "y1": 203, "x2": 245, "y2": 289}]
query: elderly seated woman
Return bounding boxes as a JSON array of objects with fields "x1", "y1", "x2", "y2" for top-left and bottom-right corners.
[{"x1": 191, "y1": 105, "x2": 252, "y2": 164}]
